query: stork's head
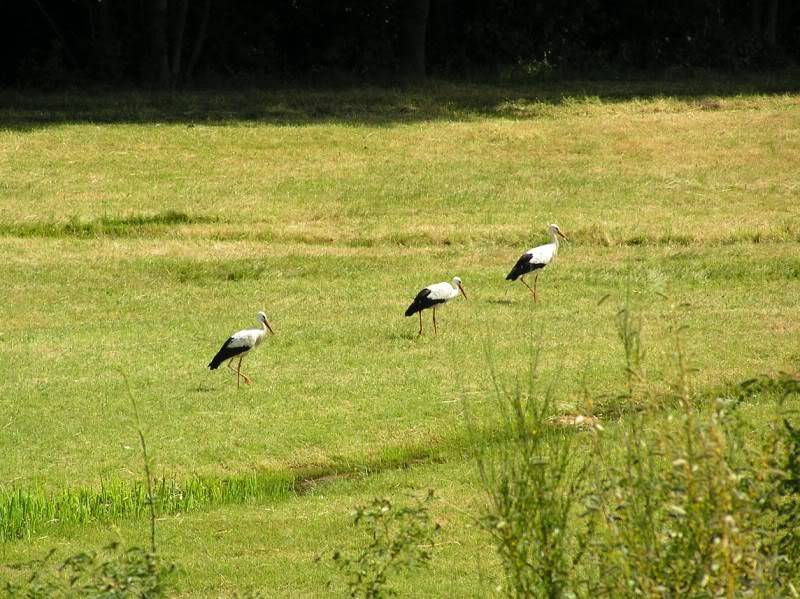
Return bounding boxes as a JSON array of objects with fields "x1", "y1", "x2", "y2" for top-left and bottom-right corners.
[
  {"x1": 549, "y1": 223, "x2": 568, "y2": 241},
  {"x1": 257, "y1": 311, "x2": 275, "y2": 334},
  {"x1": 453, "y1": 276, "x2": 467, "y2": 299}
]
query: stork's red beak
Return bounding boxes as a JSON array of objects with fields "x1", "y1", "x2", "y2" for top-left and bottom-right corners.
[
  {"x1": 266, "y1": 321, "x2": 275, "y2": 334},
  {"x1": 558, "y1": 230, "x2": 568, "y2": 241},
  {"x1": 458, "y1": 283, "x2": 468, "y2": 299}
]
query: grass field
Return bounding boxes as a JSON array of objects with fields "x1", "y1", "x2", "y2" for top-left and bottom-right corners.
[{"x1": 1, "y1": 78, "x2": 799, "y2": 596}]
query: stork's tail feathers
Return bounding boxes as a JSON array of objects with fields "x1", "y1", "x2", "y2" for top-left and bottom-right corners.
[
  {"x1": 506, "y1": 255, "x2": 530, "y2": 281},
  {"x1": 208, "y1": 338, "x2": 246, "y2": 370},
  {"x1": 208, "y1": 347, "x2": 230, "y2": 369},
  {"x1": 404, "y1": 303, "x2": 421, "y2": 317},
  {"x1": 405, "y1": 288, "x2": 433, "y2": 317},
  {"x1": 506, "y1": 263, "x2": 526, "y2": 281}
]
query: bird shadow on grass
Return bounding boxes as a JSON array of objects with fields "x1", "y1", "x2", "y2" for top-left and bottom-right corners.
[
  {"x1": 189, "y1": 383, "x2": 217, "y2": 393},
  {"x1": 387, "y1": 330, "x2": 423, "y2": 341},
  {"x1": 486, "y1": 298, "x2": 515, "y2": 306}
]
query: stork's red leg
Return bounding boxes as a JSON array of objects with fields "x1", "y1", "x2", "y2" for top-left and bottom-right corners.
[
  {"x1": 433, "y1": 306, "x2": 438, "y2": 335},
  {"x1": 520, "y1": 276, "x2": 536, "y2": 300},
  {"x1": 533, "y1": 273, "x2": 539, "y2": 303},
  {"x1": 237, "y1": 356, "x2": 252, "y2": 385},
  {"x1": 418, "y1": 311, "x2": 423, "y2": 336},
  {"x1": 227, "y1": 358, "x2": 240, "y2": 387}
]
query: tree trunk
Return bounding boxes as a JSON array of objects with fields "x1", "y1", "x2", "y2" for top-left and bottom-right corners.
[
  {"x1": 751, "y1": 0, "x2": 763, "y2": 35},
  {"x1": 185, "y1": 0, "x2": 211, "y2": 82},
  {"x1": 98, "y1": 0, "x2": 113, "y2": 77},
  {"x1": 153, "y1": 0, "x2": 171, "y2": 85},
  {"x1": 171, "y1": 0, "x2": 189, "y2": 80},
  {"x1": 764, "y1": 0, "x2": 779, "y2": 46},
  {"x1": 86, "y1": 0, "x2": 96, "y2": 43},
  {"x1": 31, "y1": 0, "x2": 78, "y2": 67},
  {"x1": 399, "y1": 0, "x2": 430, "y2": 81}
]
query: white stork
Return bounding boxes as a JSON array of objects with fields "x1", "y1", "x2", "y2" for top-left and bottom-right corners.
[
  {"x1": 405, "y1": 277, "x2": 467, "y2": 336},
  {"x1": 208, "y1": 311, "x2": 274, "y2": 388},
  {"x1": 506, "y1": 224, "x2": 568, "y2": 302}
]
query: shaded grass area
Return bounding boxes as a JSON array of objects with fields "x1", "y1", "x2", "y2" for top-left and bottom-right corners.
[
  {"x1": 2, "y1": 74, "x2": 800, "y2": 129},
  {"x1": 3, "y1": 217, "x2": 800, "y2": 247},
  {"x1": 0, "y1": 211, "x2": 217, "y2": 239}
]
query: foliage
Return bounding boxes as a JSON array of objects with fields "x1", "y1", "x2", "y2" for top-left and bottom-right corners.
[
  {"x1": 3, "y1": 0, "x2": 799, "y2": 87},
  {"x1": 332, "y1": 492, "x2": 439, "y2": 598},
  {"x1": 596, "y1": 310, "x2": 800, "y2": 596},
  {"x1": 742, "y1": 377, "x2": 800, "y2": 591},
  {"x1": 474, "y1": 354, "x2": 598, "y2": 598},
  {"x1": 2, "y1": 379, "x2": 176, "y2": 598},
  {"x1": 478, "y1": 300, "x2": 800, "y2": 597},
  {"x1": 600, "y1": 403, "x2": 760, "y2": 595},
  {"x1": 773, "y1": 418, "x2": 800, "y2": 583},
  {"x1": 3, "y1": 543, "x2": 174, "y2": 598},
  {"x1": 595, "y1": 390, "x2": 800, "y2": 597}
]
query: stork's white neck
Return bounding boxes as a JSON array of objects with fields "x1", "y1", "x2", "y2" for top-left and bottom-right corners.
[{"x1": 549, "y1": 229, "x2": 560, "y2": 247}]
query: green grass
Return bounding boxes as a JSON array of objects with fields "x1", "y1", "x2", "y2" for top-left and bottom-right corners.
[
  {"x1": 0, "y1": 471, "x2": 294, "y2": 543},
  {"x1": 1, "y1": 79, "x2": 799, "y2": 595}
]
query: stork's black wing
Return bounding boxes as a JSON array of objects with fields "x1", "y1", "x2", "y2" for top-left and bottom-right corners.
[
  {"x1": 404, "y1": 288, "x2": 446, "y2": 317},
  {"x1": 208, "y1": 337, "x2": 250, "y2": 369},
  {"x1": 505, "y1": 252, "x2": 544, "y2": 281}
]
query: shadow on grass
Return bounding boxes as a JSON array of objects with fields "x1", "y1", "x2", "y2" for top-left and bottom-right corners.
[
  {"x1": 485, "y1": 298, "x2": 515, "y2": 306},
  {"x1": 2, "y1": 73, "x2": 799, "y2": 131},
  {"x1": 189, "y1": 384, "x2": 216, "y2": 393},
  {"x1": 0, "y1": 210, "x2": 217, "y2": 239},
  {"x1": 386, "y1": 330, "x2": 424, "y2": 341}
]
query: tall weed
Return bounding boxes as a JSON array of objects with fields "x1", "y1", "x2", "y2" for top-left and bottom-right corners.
[
  {"x1": 478, "y1": 297, "x2": 800, "y2": 598},
  {"x1": 474, "y1": 348, "x2": 599, "y2": 598},
  {"x1": 332, "y1": 491, "x2": 439, "y2": 598}
]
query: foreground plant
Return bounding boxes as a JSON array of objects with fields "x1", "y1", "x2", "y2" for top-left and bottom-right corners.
[
  {"x1": 596, "y1": 322, "x2": 800, "y2": 597},
  {"x1": 4, "y1": 543, "x2": 174, "y2": 598},
  {"x1": 478, "y1": 297, "x2": 800, "y2": 598},
  {"x1": 474, "y1": 347, "x2": 600, "y2": 598},
  {"x1": 3, "y1": 376, "x2": 176, "y2": 597},
  {"x1": 332, "y1": 491, "x2": 439, "y2": 598}
]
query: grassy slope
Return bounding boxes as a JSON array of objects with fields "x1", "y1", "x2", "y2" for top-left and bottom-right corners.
[{"x1": 1, "y1": 81, "x2": 799, "y2": 595}]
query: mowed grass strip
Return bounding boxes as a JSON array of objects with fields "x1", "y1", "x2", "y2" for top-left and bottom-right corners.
[
  {"x1": 2, "y1": 85, "x2": 798, "y2": 243},
  {"x1": 2, "y1": 213, "x2": 800, "y2": 248}
]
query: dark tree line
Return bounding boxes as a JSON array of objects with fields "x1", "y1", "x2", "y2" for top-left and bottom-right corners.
[{"x1": 2, "y1": 0, "x2": 798, "y2": 88}]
